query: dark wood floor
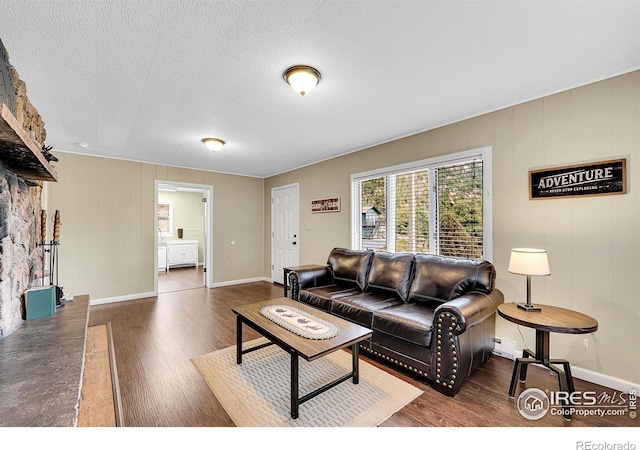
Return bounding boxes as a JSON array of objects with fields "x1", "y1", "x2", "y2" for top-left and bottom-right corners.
[
  {"x1": 89, "y1": 281, "x2": 637, "y2": 433},
  {"x1": 158, "y1": 265, "x2": 204, "y2": 293}
]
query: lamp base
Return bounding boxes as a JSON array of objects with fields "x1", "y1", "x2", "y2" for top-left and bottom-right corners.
[{"x1": 517, "y1": 303, "x2": 541, "y2": 312}]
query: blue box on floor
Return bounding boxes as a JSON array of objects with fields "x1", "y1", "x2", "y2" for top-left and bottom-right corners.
[{"x1": 24, "y1": 286, "x2": 56, "y2": 320}]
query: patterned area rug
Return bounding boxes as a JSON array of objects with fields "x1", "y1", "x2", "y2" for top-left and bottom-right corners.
[{"x1": 190, "y1": 337, "x2": 423, "y2": 427}]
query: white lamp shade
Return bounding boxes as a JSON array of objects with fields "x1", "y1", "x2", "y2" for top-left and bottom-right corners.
[
  {"x1": 201, "y1": 138, "x2": 225, "y2": 152},
  {"x1": 508, "y1": 248, "x2": 550, "y2": 276},
  {"x1": 284, "y1": 66, "x2": 321, "y2": 96}
]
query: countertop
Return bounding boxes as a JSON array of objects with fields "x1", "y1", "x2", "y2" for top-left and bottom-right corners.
[{"x1": 164, "y1": 239, "x2": 198, "y2": 245}]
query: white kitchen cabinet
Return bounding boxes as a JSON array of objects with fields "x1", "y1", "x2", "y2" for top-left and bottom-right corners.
[
  {"x1": 166, "y1": 240, "x2": 198, "y2": 268},
  {"x1": 158, "y1": 244, "x2": 167, "y2": 271}
]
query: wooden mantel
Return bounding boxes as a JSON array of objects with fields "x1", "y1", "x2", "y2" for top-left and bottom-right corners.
[{"x1": 0, "y1": 102, "x2": 57, "y2": 182}]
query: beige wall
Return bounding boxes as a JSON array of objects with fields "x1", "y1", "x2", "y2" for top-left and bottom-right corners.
[
  {"x1": 264, "y1": 70, "x2": 640, "y2": 384},
  {"x1": 46, "y1": 153, "x2": 265, "y2": 300}
]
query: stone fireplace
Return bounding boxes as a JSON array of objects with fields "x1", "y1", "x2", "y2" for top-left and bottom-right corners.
[
  {"x1": 0, "y1": 164, "x2": 43, "y2": 337},
  {"x1": 0, "y1": 39, "x2": 56, "y2": 337},
  {"x1": 0, "y1": 39, "x2": 85, "y2": 430}
]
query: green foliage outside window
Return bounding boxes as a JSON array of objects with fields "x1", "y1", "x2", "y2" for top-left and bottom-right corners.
[{"x1": 359, "y1": 160, "x2": 483, "y2": 259}]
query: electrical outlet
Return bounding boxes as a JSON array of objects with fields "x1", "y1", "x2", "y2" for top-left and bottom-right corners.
[
  {"x1": 583, "y1": 338, "x2": 589, "y2": 349},
  {"x1": 492, "y1": 337, "x2": 516, "y2": 360}
]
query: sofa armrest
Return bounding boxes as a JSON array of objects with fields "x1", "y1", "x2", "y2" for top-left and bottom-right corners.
[
  {"x1": 434, "y1": 289, "x2": 504, "y2": 334},
  {"x1": 288, "y1": 265, "x2": 333, "y2": 299},
  {"x1": 430, "y1": 289, "x2": 504, "y2": 396}
]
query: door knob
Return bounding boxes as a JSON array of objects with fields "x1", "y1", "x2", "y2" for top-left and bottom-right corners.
[{"x1": 292, "y1": 241, "x2": 297, "y2": 245}]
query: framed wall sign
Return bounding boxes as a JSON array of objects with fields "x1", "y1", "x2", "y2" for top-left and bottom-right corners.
[
  {"x1": 529, "y1": 158, "x2": 627, "y2": 200},
  {"x1": 311, "y1": 197, "x2": 340, "y2": 213}
]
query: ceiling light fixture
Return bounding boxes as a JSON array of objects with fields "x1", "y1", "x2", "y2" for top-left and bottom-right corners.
[
  {"x1": 283, "y1": 65, "x2": 321, "y2": 96},
  {"x1": 201, "y1": 138, "x2": 225, "y2": 152}
]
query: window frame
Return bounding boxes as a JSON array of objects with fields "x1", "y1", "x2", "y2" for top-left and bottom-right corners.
[
  {"x1": 350, "y1": 146, "x2": 493, "y2": 261},
  {"x1": 157, "y1": 202, "x2": 174, "y2": 238}
]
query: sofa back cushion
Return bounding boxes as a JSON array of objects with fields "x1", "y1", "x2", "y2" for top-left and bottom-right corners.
[
  {"x1": 408, "y1": 253, "x2": 495, "y2": 303},
  {"x1": 366, "y1": 251, "x2": 415, "y2": 302},
  {"x1": 327, "y1": 248, "x2": 374, "y2": 290}
]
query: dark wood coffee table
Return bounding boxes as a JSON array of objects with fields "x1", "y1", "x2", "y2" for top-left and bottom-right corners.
[{"x1": 232, "y1": 297, "x2": 373, "y2": 419}]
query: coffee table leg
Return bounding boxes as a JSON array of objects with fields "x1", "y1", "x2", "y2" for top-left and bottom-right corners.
[
  {"x1": 283, "y1": 268, "x2": 290, "y2": 298},
  {"x1": 291, "y1": 351, "x2": 299, "y2": 419},
  {"x1": 236, "y1": 315, "x2": 243, "y2": 364},
  {"x1": 352, "y1": 343, "x2": 360, "y2": 384}
]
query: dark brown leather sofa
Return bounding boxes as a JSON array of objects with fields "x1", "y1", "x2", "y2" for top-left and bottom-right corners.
[{"x1": 288, "y1": 247, "x2": 504, "y2": 396}]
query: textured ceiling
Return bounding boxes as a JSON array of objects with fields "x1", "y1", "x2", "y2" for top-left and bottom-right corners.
[{"x1": 2, "y1": 1, "x2": 639, "y2": 178}]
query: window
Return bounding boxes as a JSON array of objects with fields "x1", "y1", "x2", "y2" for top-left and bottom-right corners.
[
  {"x1": 351, "y1": 147, "x2": 492, "y2": 261},
  {"x1": 158, "y1": 203, "x2": 173, "y2": 238}
]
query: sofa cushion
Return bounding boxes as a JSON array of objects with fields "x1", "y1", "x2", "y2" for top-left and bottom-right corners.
[
  {"x1": 372, "y1": 302, "x2": 437, "y2": 347},
  {"x1": 366, "y1": 251, "x2": 415, "y2": 302},
  {"x1": 408, "y1": 253, "x2": 496, "y2": 303},
  {"x1": 299, "y1": 285, "x2": 360, "y2": 312},
  {"x1": 327, "y1": 248, "x2": 374, "y2": 291},
  {"x1": 330, "y1": 293, "x2": 404, "y2": 328}
]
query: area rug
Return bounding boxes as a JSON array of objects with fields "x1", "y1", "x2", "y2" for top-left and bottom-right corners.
[{"x1": 190, "y1": 337, "x2": 423, "y2": 427}]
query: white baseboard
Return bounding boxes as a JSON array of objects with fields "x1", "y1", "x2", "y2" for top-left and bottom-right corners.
[
  {"x1": 493, "y1": 352, "x2": 640, "y2": 394},
  {"x1": 88, "y1": 277, "x2": 272, "y2": 305},
  {"x1": 90, "y1": 291, "x2": 156, "y2": 306},
  {"x1": 571, "y1": 365, "x2": 640, "y2": 394},
  {"x1": 211, "y1": 277, "x2": 270, "y2": 288}
]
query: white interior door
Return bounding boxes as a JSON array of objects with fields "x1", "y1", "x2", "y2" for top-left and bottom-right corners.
[{"x1": 271, "y1": 183, "x2": 299, "y2": 284}]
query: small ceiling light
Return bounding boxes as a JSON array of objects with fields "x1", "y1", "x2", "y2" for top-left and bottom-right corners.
[
  {"x1": 283, "y1": 65, "x2": 321, "y2": 96},
  {"x1": 201, "y1": 138, "x2": 225, "y2": 152}
]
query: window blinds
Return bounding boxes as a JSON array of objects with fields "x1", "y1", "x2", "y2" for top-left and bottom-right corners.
[
  {"x1": 354, "y1": 153, "x2": 485, "y2": 259},
  {"x1": 436, "y1": 160, "x2": 483, "y2": 259}
]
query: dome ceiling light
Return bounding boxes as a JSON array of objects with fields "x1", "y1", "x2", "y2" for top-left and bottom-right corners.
[
  {"x1": 283, "y1": 65, "x2": 321, "y2": 96},
  {"x1": 201, "y1": 138, "x2": 225, "y2": 152}
]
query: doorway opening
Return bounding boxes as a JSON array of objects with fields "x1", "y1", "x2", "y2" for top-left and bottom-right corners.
[{"x1": 154, "y1": 180, "x2": 214, "y2": 294}]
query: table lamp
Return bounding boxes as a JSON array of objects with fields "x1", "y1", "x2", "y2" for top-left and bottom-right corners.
[{"x1": 508, "y1": 248, "x2": 550, "y2": 312}]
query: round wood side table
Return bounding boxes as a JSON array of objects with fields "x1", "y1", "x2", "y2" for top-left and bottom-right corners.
[{"x1": 497, "y1": 302, "x2": 598, "y2": 419}]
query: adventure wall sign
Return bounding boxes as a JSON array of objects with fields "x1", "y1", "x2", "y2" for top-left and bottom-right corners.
[{"x1": 530, "y1": 158, "x2": 627, "y2": 200}]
